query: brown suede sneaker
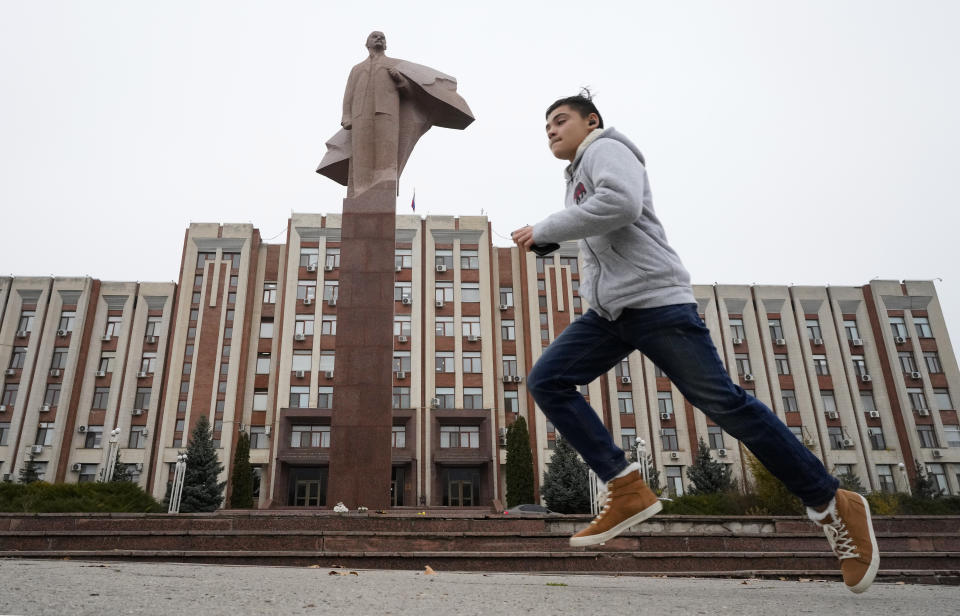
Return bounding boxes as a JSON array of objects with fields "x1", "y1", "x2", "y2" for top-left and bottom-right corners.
[
  {"x1": 569, "y1": 469, "x2": 662, "y2": 548},
  {"x1": 809, "y1": 489, "x2": 880, "y2": 593}
]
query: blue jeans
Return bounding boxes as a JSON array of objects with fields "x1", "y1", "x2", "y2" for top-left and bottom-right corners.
[{"x1": 527, "y1": 303, "x2": 838, "y2": 507}]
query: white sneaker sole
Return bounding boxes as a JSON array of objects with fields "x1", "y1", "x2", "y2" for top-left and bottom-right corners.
[
  {"x1": 847, "y1": 493, "x2": 880, "y2": 594},
  {"x1": 569, "y1": 500, "x2": 663, "y2": 548}
]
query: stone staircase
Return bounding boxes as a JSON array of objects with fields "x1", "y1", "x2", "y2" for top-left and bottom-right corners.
[{"x1": 1, "y1": 512, "x2": 958, "y2": 584}]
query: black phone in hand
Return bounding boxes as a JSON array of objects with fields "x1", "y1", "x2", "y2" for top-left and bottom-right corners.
[{"x1": 530, "y1": 243, "x2": 560, "y2": 257}]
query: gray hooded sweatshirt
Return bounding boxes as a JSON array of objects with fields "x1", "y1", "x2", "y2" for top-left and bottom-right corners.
[{"x1": 532, "y1": 127, "x2": 695, "y2": 321}]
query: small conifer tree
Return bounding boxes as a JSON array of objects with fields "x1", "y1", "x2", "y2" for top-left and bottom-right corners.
[
  {"x1": 111, "y1": 449, "x2": 133, "y2": 482},
  {"x1": 179, "y1": 415, "x2": 225, "y2": 512},
  {"x1": 230, "y1": 431, "x2": 254, "y2": 509},
  {"x1": 540, "y1": 436, "x2": 590, "y2": 513},
  {"x1": 18, "y1": 452, "x2": 41, "y2": 484},
  {"x1": 832, "y1": 466, "x2": 866, "y2": 495},
  {"x1": 913, "y1": 459, "x2": 941, "y2": 500},
  {"x1": 504, "y1": 416, "x2": 535, "y2": 508},
  {"x1": 643, "y1": 453, "x2": 662, "y2": 496},
  {"x1": 687, "y1": 437, "x2": 735, "y2": 494}
]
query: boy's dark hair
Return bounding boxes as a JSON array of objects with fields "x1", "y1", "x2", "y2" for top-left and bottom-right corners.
[{"x1": 546, "y1": 88, "x2": 604, "y2": 129}]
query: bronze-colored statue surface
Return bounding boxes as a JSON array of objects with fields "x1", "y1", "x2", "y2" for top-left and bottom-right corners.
[{"x1": 316, "y1": 31, "x2": 474, "y2": 196}]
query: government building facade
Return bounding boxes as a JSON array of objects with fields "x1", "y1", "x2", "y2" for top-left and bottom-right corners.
[{"x1": 1, "y1": 214, "x2": 959, "y2": 508}]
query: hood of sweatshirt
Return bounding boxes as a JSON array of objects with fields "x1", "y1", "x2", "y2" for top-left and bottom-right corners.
[{"x1": 564, "y1": 127, "x2": 646, "y2": 181}]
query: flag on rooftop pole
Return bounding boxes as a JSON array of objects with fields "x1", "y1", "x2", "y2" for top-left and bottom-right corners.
[{"x1": 410, "y1": 189, "x2": 416, "y2": 212}]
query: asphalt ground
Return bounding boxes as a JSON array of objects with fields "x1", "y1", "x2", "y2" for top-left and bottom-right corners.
[{"x1": 1, "y1": 559, "x2": 955, "y2": 616}]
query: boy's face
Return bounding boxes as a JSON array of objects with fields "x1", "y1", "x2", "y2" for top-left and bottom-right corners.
[{"x1": 546, "y1": 105, "x2": 599, "y2": 162}]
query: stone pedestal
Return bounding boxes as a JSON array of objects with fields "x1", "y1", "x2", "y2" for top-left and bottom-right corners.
[{"x1": 326, "y1": 182, "x2": 397, "y2": 509}]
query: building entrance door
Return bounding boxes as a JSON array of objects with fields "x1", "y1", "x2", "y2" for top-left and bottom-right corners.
[
  {"x1": 294, "y1": 480, "x2": 322, "y2": 506},
  {"x1": 390, "y1": 466, "x2": 405, "y2": 506},
  {"x1": 448, "y1": 480, "x2": 473, "y2": 506},
  {"x1": 286, "y1": 466, "x2": 328, "y2": 507}
]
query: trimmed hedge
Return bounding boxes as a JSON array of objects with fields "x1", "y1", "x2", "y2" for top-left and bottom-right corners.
[{"x1": 0, "y1": 481, "x2": 164, "y2": 513}]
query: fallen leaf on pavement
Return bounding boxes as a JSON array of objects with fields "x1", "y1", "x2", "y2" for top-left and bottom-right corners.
[{"x1": 424, "y1": 566, "x2": 437, "y2": 575}]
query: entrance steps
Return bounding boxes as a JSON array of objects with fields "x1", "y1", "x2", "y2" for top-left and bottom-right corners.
[{"x1": 1, "y1": 512, "x2": 957, "y2": 584}]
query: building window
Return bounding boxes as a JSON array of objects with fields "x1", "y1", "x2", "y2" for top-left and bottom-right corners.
[
  {"x1": 843, "y1": 319, "x2": 860, "y2": 341},
  {"x1": 323, "y1": 281, "x2": 339, "y2": 302},
  {"x1": 393, "y1": 352, "x2": 411, "y2": 373},
  {"x1": 291, "y1": 425, "x2": 330, "y2": 448},
  {"x1": 821, "y1": 391, "x2": 837, "y2": 413},
  {"x1": 728, "y1": 318, "x2": 745, "y2": 340},
  {"x1": 614, "y1": 358, "x2": 631, "y2": 379},
  {"x1": 860, "y1": 391, "x2": 877, "y2": 413},
  {"x1": 462, "y1": 352, "x2": 482, "y2": 374},
  {"x1": 145, "y1": 316, "x2": 163, "y2": 338},
  {"x1": 499, "y1": 288, "x2": 513, "y2": 308},
  {"x1": 708, "y1": 426, "x2": 725, "y2": 450},
  {"x1": 434, "y1": 316, "x2": 454, "y2": 337},
  {"x1": 35, "y1": 422, "x2": 55, "y2": 446},
  {"x1": 927, "y1": 463, "x2": 948, "y2": 495},
  {"x1": 934, "y1": 389, "x2": 954, "y2": 410},
  {"x1": 289, "y1": 386, "x2": 309, "y2": 408},
  {"x1": 395, "y1": 249, "x2": 412, "y2": 270},
  {"x1": 43, "y1": 384, "x2": 61, "y2": 407},
  {"x1": 1, "y1": 384, "x2": 17, "y2": 408},
  {"x1": 944, "y1": 425, "x2": 960, "y2": 448},
  {"x1": 504, "y1": 390, "x2": 519, "y2": 413},
  {"x1": 735, "y1": 354, "x2": 751, "y2": 376},
  {"x1": 781, "y1": 389, "x2": 798, "y2": 412},
  {"x1": 50, "y1": 348, "x2": 68, "y2": 371},
  {"x1": 812, "y1": 355, "x2": 829, "y2": 376},
  {"x1": 789, "y1": 426, "x2": 803, "y2": 441},
  {"x1": 435, "y1": 250, "x2": 454, "y2": 270},
  {"x1": 774, "y1": 354, "x2": 790, "y2": 375},
  {"x1": 128, "y1": 426, "x2": 147, "y2": 449},
  {"x1": 657, "y1": 391, "x2": 674, "y2": 416},
  {"x1": 253, "y1": 389, "x2": 268, "y2": 412},
  {"x1": 258, "y1": 320, "x2": 274, "y2": 339},
  {"x1": 876, "y1": 465, "x2": 895, "y2": 493},
  {"x1": 250, "y1": 426, "x2": 268, "y2": 449},
  {"x1": 0, "y1": 422, "x2": 10, "y2": 446},
  {"x1": 851, "y1": 355, "x2": 867, "y2": 377},
  {"x1": 899, "y1": 352, "x2": 918, "y2": 374},
  {"x1": 913, "y1": 316, "x2": 933, "y2": 338},
  {"x1": 889, "y1": 316, "x2": 907, "y2": 339},
  {"x1": 617, "y1": 392, "x2": 634, "y2": 414},
  {"x1": 58, "y1": 310, "x2": 76, "y2": 333},
  {"x1": 620, "y1": 427, "x2": 636, "y2": 451},
  {"x1": 435, "y1": 282, "x2": 454, "y2": 304},
  {"x1": 392, "y1": 387, "x2": 410, "y2": 409},
  {"x1": 665, "y1": 466, "x2": 684, "y2": 498},
  {"x1": 768, "y1": 318, "x2": 784, "y2": 340},
  {"x1": 392, "y1": 425, "x2": 406, "y2": 448},
  {"x1": 924, "y1": 352, "x2": 943, "y2": 374},
  {"x1": 502, "y1": 356, "x2": 518, "y2": 377},
  {"x1": 907, "y1": 388, "x2": 928, "y2": 412},
  {"x1": 440, "y1": 425, "x2": 479, "y2": 448},
  {"x1": 394, "y1": 281, "x2": 412, "y2": 302},
  {"x1": 104, "y1": 315, "x2": 122, "y2": 338},
  {"x1": 256, "y1": 353, "x2": 271, "y2": 375},
  {"x1": 139, "y1": 352, "x2": 157, "y2": 374},
  {"x1": 828, "y1": 427, "x2": 844, "y2": 450},
  {"x1": 10, "y1": 346, "x2": 27, "y2": 370},
  {"x1": 653, "y1": 365, "x2": 667, "y2": 378},
  {"x1": 435, "y1": 388, "x2": 455, "y2": 409},
  {"x1": 291, "y1": 315, "x2": 313, "y2": 337},
  {"x1": 77, "y1": 463, "x2": 99, "y2": 484},
  {"x1": 463, "y1": 388, "x2": 483, "y2": 409},
  {"x1": 460, "y1": 250, "x2": 479, "y2": 270},
  {"x1": 462, "y1": 317, "x2": 481, "y2": 337},
  {"x1": 296, "y1": 280, "x2": 317, "y2": 301},
  {"x1": 661, "y1": 428, "x2": 678, "y2": 451},
  {"x1": 535, "y1": 256, "x2": 549, "y2": 274},
  {"x1": 83, "y1": 425, "x2": 103, "y2": 449},
  {"x1": 559, "y1": 256, "x2": 579, "y2": 274},
  {"x1": 299, "y1": 247, "x2": 319, "y2": 268},
  {"x1": 291, "y1": 351, "x2": 312, "y2": 373},
  {"x1": 321, "y1": 315, "x2": 337, "y2": 336},
  {"x1": 18, "y1": 310, "x2": 35, "y2": 333},
  {"x1": 435, "y1": 352, "x2": 455, "y2": 373},
  {"x1": 317, "y1": 386, "x2": 333, "y2": 409},
  {"x1": 460, "y1": 283, "x2": 480, "y2": 303},
  {"x1": 916, "y1": 425, "x2": 938, "y2": 448},
  {"x1": 134, "y1": 387, "x2": 151, "y2": 410},
  {"x1": 501, "y1": 320, "x2": 516, "y2": 341},
  {"x1": 262, "y1": 282, "x2": 277, "y2": 304},
  {"x1": 806, "y1": 319, "x2": 822, "y2": 340},
  {"x1": 867, "y1": 426, "x2": 886, "y2": 450}
]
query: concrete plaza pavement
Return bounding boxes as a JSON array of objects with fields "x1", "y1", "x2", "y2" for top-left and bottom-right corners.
[{"x1": 1, "y1": 559, "x2": 955, "y2": 616}]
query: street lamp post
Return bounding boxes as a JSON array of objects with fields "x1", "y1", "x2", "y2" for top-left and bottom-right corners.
[
  {"x1": 100, "y1": 428, "x2": 122, "y2": 482},
  {"x1": 898, "y1": 461, "x2": 911, "y2": 495},
  {"x1": 634, "y1": 437, "x2": 648, "y2": 484},
  {"x1": 168, "y1": 453, "x2": 187, "y2": 514}
]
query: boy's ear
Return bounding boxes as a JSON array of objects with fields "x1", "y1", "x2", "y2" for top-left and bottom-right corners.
[{"x1": 588, "y1": 114, "x2": 599, "y2": 126}]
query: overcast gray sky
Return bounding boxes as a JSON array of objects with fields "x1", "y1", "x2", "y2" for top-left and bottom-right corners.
[{"x1": 2, "y1": 1, "x2": 958, "y2": 361}]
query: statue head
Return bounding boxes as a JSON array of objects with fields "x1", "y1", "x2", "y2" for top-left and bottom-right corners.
[{"x1": 366, "y1": 31, "x2": 387, "y2": 52}]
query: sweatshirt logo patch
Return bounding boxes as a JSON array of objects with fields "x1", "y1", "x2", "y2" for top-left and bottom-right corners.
[{"x1": 573, "y1": 182, "x2": 587, "y2": 204}]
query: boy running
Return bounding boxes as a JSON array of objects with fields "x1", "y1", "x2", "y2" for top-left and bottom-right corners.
[{"x1": 511, "y1": 92, "x2": 879, "y2": 593}]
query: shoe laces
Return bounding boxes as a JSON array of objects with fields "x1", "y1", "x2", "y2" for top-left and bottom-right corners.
[
  {"x1": 823, "y1": 517, "x2": 859, "y2": 560},
  {"x1": 591, "y1": 486, "x2": 613, "y2": 525}
]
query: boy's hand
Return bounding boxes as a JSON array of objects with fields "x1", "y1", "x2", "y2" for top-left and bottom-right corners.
[{"x1": 511, "y1": 226, "x2": 535, "y2": 251}]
